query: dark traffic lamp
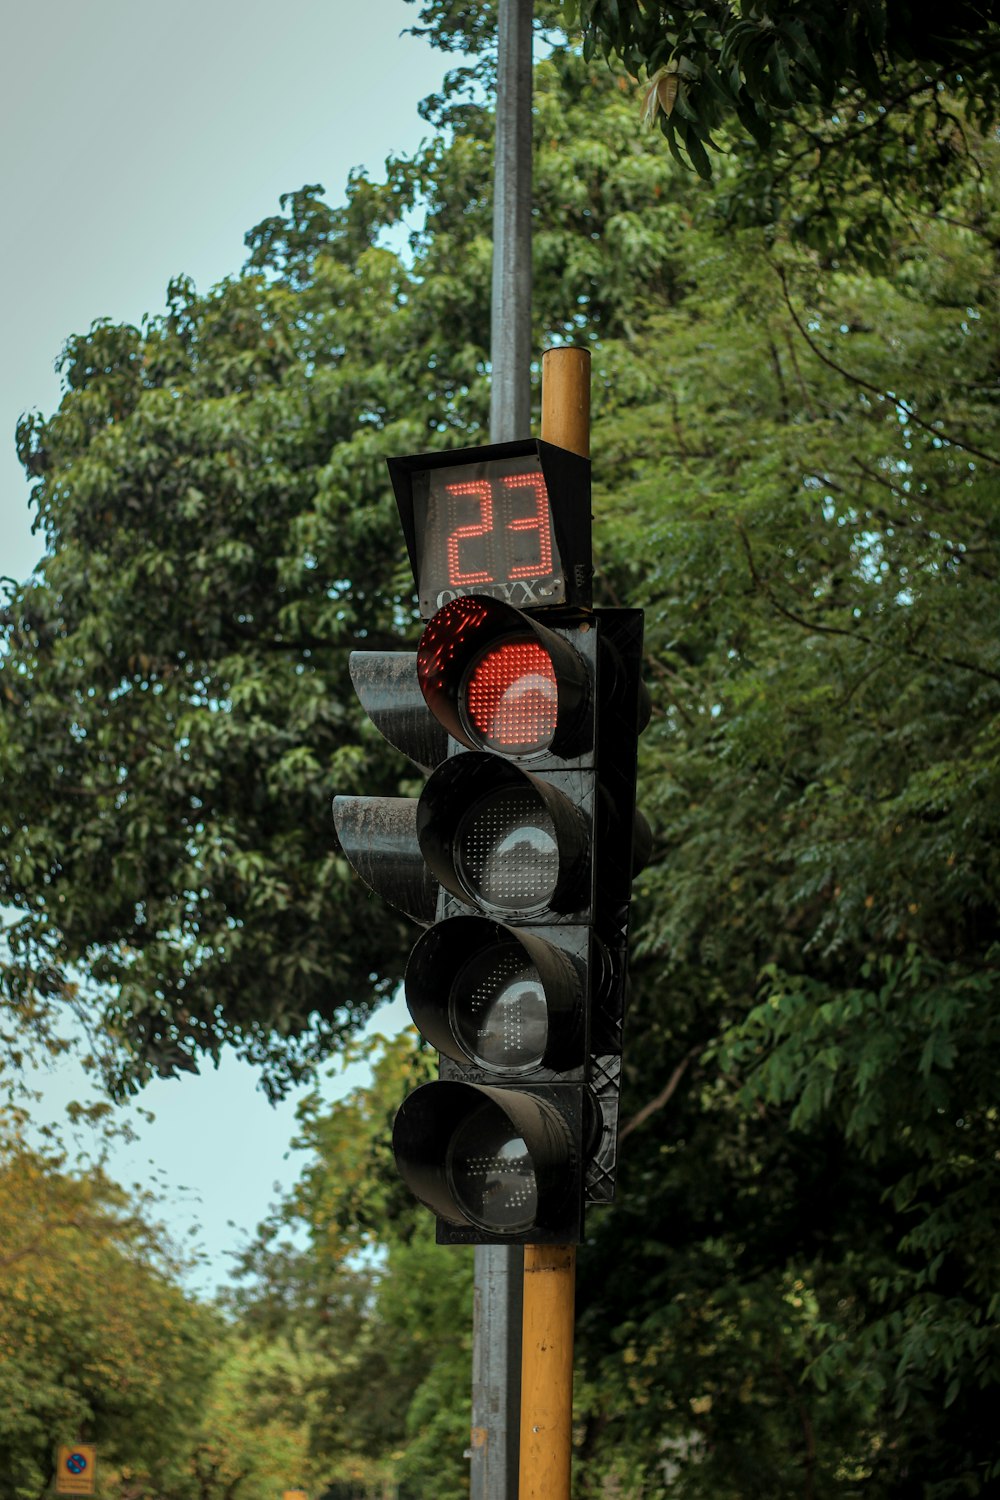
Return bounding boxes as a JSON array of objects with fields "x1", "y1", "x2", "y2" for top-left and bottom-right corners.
[
  {"x1": 393, "y1": 1081, "x2": 592, "y2": 1240},
  {"x1": 418, "y1": 753, "x2": 592, "y2": 920},
  {"x1": 405, "y1": 916, "x2": 587, "y2": 1076},
  {"x1": 334, "y1": 439, "x2": 648, "y2": 1244}
]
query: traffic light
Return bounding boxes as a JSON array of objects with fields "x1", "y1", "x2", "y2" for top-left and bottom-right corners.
[{"x1": 333, "y1": 439, "x2": 648, "y2": 1244}]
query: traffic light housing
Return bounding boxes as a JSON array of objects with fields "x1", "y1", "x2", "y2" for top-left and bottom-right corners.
[{"x1": 333, "y1": 439, "x2": 647, "y2": 1244}]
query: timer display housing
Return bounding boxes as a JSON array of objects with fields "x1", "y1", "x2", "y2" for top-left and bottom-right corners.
[{"x1": 388, "y1": 438, "x2": 592, "y2": 617}]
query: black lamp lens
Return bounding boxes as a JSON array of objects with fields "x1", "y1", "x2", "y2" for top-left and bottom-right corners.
[
  {"x1": 451, "y1": 946, "x2": 547, "y2": 1072},
  {"x1": 446, "y1": 1103, "x2": 538, "y2": 1232},
  {"x1": 455, "y1": 788, "x2": 558, "y2": 912}
]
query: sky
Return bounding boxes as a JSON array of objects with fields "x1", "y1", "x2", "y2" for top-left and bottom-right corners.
[{"x1": 1, "y1": 0, "x2": 465, "y2": 1295}]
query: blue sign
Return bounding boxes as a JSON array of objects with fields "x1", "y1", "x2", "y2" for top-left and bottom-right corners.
[{"x1": 66, "y1": 1455, "x2": 88, "y2": 1475}]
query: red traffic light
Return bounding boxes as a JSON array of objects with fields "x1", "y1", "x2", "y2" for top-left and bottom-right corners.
[
  {"x1": 417, "y1": 596, "x2": 592, "y2": 761},
  {"x1": 337, "y1": 434, "x2": 648, "y2": 1245},
  {"x1": 465, "y1": 639, "x2": 557, "y2": 755}
]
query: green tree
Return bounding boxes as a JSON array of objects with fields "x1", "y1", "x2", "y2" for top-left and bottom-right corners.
[
  {"x1": 180, "y1": 1337, "x2": 315, "y2": 1500},
  {"x1": 570, "y1": 101, "x2": 1000, "y2": 1500},
  {"x1": 568, "y1": 0, "x2": 1000, "y2": 189},
  {"x1": 235, "y1": 41, "x2": 1000, "y2": 1496},
  {"x1": 0, "y1": 27, "x2": 686, "y2": 1097},
  {"x1": 1, "y1": 241, "x2": 425, "y2": 1096},
  {"x1": 407, "y1": 0, "x2": 1000, "y2": 265},
  {"x1": 234, "y1": 1033, "x2": 472, "y2": 1499},
  {"x1": 0, "y1": 1107, "x2": 219, "y2": 1500}
]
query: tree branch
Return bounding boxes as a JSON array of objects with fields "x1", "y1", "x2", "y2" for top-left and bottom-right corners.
[
  {"x1": 776, "y1": 265, "x2": 1000, "y2": 468},
  {"x1": 735, "y1": 520, "x2": 1000, "y2": 685},
  {"x1": 620, "y1": 1046, "x2": 701, "y2": 1143}
]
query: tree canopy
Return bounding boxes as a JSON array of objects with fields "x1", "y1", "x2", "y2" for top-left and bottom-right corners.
[
  {"x1": 0, "y1": 1108, "x2": 206, "y2": 1498},
  {"x1": 571, "y1": 0, "x2": 1000, "y2": 189},
  {"x1": 0, "y1": 1101, "x2": 319, "y2": 1500}
]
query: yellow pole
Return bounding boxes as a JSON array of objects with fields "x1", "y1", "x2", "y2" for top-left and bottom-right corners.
[
  {"x1": 540, "y1": 346, "x2": 591, "y2": 459},
  {"x1": 519, "y1": 1244, "x2": 577, "y2": 1498},
  {"x1": 518, "y1": 344, "x2": 590, "y2": 1500}
]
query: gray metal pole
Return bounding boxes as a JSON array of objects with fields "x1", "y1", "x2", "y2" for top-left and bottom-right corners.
[
  {"x1": 471, "y1": 4, "x2": 533, "y2": 1499},
  {"x1": 471, "y1": 1243, "x2": 523, "y2": 1498},
  {"x1": 489, "y1": 0, "x2": 533, "y2": 444}
]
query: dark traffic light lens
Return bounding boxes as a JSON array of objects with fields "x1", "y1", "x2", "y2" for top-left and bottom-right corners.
[
  {"x1": 462, "y1": 639, "x2": 557, "y2": 755},
  {"x1": 451, "y1": 946, "x2": 548, "y2": 1072},
  {"x1": 446, "y1": 1103, "x2": 538, "y2": 1231},
  {"x1": 455, "y1": 789, "x2": 558, "y2": 913},
  {"x1": 393, "y1": 1080, "x2": 580, "y2": 1240}
]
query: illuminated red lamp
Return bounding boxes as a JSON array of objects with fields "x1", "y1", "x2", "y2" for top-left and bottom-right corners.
[
  {"x1": 465, "y1": 640, "x2": 557, "y2": 755},
  {"x1": 417, "y1": 596, "x2": 591, "y2": 762}
]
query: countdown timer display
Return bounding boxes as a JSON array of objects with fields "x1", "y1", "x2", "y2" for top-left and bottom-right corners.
[
  {"x1": 411, "y1": 454, "x2": 563, "y2": 615},
  {"x1": 387, "y1": 438, "x2": 592, "y2": 618}
]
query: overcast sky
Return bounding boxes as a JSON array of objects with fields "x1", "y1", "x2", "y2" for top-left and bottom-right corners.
[{"x1": 1, "y1": 0, "x2": 466, "y2": 1293}]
